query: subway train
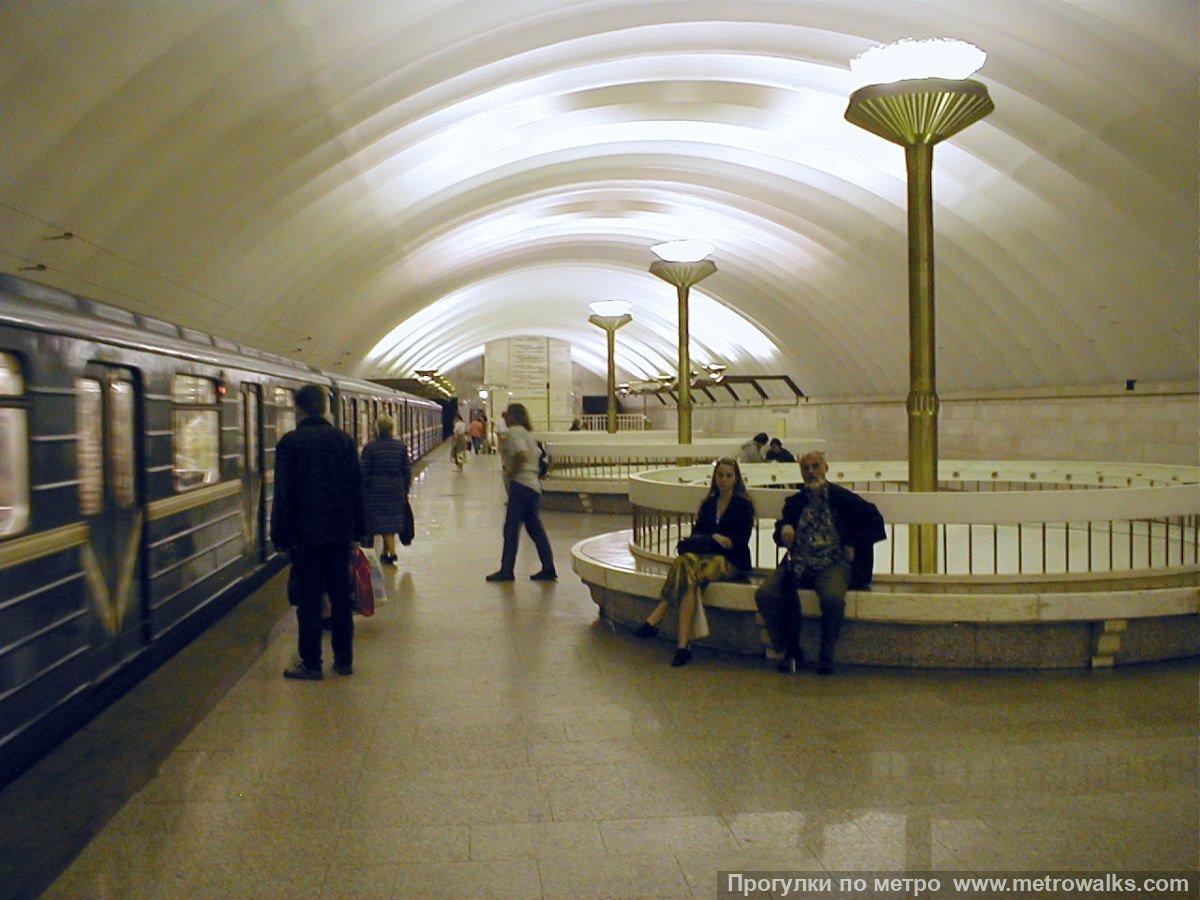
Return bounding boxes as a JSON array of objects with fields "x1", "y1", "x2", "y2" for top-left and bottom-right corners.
[{"x1": 0, "y1": 273, "x2": 442, "y2": 787}]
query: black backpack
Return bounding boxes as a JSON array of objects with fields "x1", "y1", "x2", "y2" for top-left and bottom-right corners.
[{"x1": 537, "y1": 441, "x2": 550, "y2": 478}]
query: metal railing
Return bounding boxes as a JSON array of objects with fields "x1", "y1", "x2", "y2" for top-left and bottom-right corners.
[
  {"x1": 575, "y1": 414, "x2": 649, "y2": 431},
  {"x1": 539, "y1": 436, "x2": 751, "y2": 482},
  {"x1": 628, "y1": 461, "x2": 1200, "y2": 578},
  {"x1": 549, "y1": 456, "x2": 715, "y2": 481}
]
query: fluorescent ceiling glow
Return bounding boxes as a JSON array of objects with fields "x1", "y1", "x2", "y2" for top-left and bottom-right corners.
[
  {"x1": 348, "y1": 51, "x2": 1005, "y2": 385},
  {"x1": 359, "y1": 45, "x2": 866, "y2": 216},
  {"x1": 363, "y1": 264, "x2": 777, "y2": 379},
  {"x1": 850, "y1": 38, "x2": 987, "y2": 84},
  {"x1": 686, "y1": 292, "x2": 775, "y2": 362}
]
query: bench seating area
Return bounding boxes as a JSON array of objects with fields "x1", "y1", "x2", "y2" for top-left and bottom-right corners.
[{"x1": 572, "y1": 530, "x2": 1200, "y2": 669}]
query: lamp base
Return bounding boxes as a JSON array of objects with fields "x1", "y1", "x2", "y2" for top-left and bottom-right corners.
[{"x1": 845, "y1": 78, "x2": 993, "y2": 146}]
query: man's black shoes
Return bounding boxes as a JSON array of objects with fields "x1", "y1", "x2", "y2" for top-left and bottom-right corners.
[
  {"x1": 777, "y1": 647, "x2": 803, "y2": 674},
  {"x1": 283, "y1": 663, "x2": 323, "y2": 681}
]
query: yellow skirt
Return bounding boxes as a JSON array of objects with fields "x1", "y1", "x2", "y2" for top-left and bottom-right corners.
[{"x1": 660, "y1": 553, "x2": 735, "y2": 607}]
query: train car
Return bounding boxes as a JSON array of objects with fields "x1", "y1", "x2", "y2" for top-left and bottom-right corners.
[
  {"x1": 0, "y1": 274, "x2": 439, "y2": 788},
  {"x1": 328, "y1": 372, "x2": 441, "y2": 461}
]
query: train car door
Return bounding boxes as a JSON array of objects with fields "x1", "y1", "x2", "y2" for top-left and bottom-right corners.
[
  {"x1": 77, "y1": 363, "x2": 147, "y2": 661},
  {"x1": 240, "y1": 383, "x2": 265, "y2": 559}
]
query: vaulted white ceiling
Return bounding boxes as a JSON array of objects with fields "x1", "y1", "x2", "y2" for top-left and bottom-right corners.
[{"x1": 1, "y1": 1, "x2": 1195, "y2": 396}]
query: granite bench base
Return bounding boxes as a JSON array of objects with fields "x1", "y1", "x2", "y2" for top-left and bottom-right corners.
[{"x1": 573, "y1": 532, "x2": 1200, "y2": 670}]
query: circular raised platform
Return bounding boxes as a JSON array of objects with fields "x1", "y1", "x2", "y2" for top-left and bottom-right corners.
[{"x1": 572, "y1": 530, "x2": 1200, "y2": 670}]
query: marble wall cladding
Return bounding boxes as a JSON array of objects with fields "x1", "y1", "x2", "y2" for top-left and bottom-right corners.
[
  {"x1": 589, "y1": 586, "x2": 653, "y2": 630},
  {"x1": 1118, "y1": 615, "x2": 1200, "y2": 664},
  {"x1": 540, "y1": 492, "x2": 632, "y2": 514},
  {"x1": 646, "y1": 390, "x2": 1197, "y2": 465},
  {"x1": 587, "y1": 586, "x2": 765, "y2": 656}
]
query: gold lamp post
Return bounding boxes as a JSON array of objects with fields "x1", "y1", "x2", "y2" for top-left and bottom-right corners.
[
  {"x1": 649, "y1": 240, "x2": 716, "y2": 445},
  {"x1": 588, "y1": 300, "x2": 633, "y2": 434},
  {"x1": 845, "y1": 38, "x2": 994, "y2": 573}
]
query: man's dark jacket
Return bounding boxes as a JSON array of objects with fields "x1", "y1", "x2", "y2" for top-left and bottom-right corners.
[
  {"x1": 270, "y1": 415, "x2": 366, "y2": 549},
  {"x1": 772, "y1": 482, "x2": 887, "y2": 588}
]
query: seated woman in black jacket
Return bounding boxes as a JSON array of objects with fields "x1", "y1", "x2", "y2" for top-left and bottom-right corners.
[{"x1": 634, "y1": 457, "x2": 756, "y2": 667}]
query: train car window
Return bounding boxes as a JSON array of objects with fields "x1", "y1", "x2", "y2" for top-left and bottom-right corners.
[
  {"x1": 171, "y1": 374, "x2": 220, "y2": 491},
  {"x1": 243, "y1": 386, "x2": 260, "y2": 474},
  {"x1": 110, "y1": 379, "x2": 136, "y2": 507},
  {"x1": 76, "y1": 378, "x2": 103, "y2": 515},
  {"x1": 0, "y1": 352, "x2": 29, "y2": 536},
  {"x1": 357, "y1": 403, "x2": 369, "y2": 447},
  {"x1": 274, "y1": 387, "x2": 295, "y2": 439}
]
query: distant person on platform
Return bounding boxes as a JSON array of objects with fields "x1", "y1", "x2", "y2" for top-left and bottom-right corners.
[
  {"x1": 765, "y1": 438, "x2": 796, "y2": 463},
  {"x1": 486, "y1": 403, "x2": 557, "y2": 583},
  {"x1": 360, "y1": 414, "x2": 411, "y2": 565},
  {"x1": 738, "y1": 432, "x2": 769, "y2": 463},
  {"x1": 271, "y1": 384, "x2": 366, "y2": 681},
  {"x1": 754, "y1": 450, "x2": 885, "y2": 676},
  {"x1": 451, "y1": 413, "x2": 469, "y2": 470},
  {"x1": 468, "y1": 415, "x2": 486, "y2": 453}
]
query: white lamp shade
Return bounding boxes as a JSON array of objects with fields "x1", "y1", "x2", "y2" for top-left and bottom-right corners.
[
  {"x1": 651, "y1": 240, "x2": 714, "y2": 263},
  {"x1": 589, "y1": 300, "x2": 632, "y2": 317},
  {"x1": 850, "y1": 38, "x2": 987, "y2": 84}
]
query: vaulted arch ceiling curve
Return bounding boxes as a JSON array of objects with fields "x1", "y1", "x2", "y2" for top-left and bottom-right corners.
[{"x1": 0, "y1": 1, "x2": 1194, "y2": 397}]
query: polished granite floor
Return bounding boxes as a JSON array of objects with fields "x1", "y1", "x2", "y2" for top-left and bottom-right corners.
[{"x1": 2, "y1": 446, "x2": 1196, "y2": 899}]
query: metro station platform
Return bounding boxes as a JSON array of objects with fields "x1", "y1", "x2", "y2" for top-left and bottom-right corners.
[{"x1": 1, "y1": 447, "x2": 1195, "y2": 899}]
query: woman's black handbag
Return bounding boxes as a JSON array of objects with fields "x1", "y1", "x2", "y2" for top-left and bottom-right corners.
[
  {"x1": 676, "y1": 534, "x2": 721, "y2": 556},
  {"x1": 399, "y1": 498, "x2": 415, "y2": 546}
]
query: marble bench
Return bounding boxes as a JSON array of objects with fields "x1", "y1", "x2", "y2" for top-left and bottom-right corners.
[{"x1": 571, "y1": 530, "x2": 1200, "y2": 669}]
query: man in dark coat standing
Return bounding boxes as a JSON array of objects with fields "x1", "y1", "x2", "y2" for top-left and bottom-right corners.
[
  {"x1": 755, "y1": 450, "x2": 886, "y2": 676},
  {"x1": 270, "y1": 384, "x2": 366, "y2": 680}
]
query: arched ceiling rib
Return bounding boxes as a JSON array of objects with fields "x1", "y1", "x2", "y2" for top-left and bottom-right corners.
[{"x1": 0, "y1": 1, "x2": 1194, "y2": 398}]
